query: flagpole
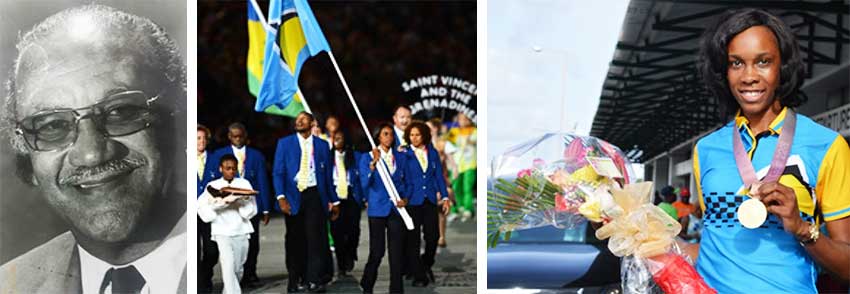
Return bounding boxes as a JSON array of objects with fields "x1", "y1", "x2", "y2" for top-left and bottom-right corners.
[
  {"x1": 249, "y1": 0, "x2": 270, "y2": 30},
  {"x1": 297, "y1": 89, "x2": 313, "y2": 114},
  {"x1": 325, "y1": 51, "x2": 414, "y2": 230}
]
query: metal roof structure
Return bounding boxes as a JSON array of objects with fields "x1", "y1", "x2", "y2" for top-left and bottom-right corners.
[{"x1": 590, "y1": 0, "x2": 849, "y2": 162}]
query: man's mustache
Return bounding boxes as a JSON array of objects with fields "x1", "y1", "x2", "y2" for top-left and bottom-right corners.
[{"x1": 58, "y1": 157, "x2": 147, "y2": 186}]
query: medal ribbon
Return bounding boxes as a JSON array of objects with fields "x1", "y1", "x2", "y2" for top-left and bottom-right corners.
[{"x1": 732, "y1": 109, "x2": 796, "y2": 189}]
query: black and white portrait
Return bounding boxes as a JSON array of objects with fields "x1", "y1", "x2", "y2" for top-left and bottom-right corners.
[{"x1": 0, "y1": 1, "x2": 187, "y2": 293}]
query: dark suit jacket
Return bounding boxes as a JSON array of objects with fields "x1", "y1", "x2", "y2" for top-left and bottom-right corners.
[
  {"x1": 197, "y1": 150, "x2": 217, "y2": 197},
  {"x1": 359, "y1": 148, "x2": 409, "y2": 217},
  {"x1": 403, "y1": 144, "x2": 449, "y2": 206},
  {"x1": 210, "y1": 146, "x2": 272, "y2": 213},
  {"x1": 272, "y1": 134, "x2": 339, "y2": 216},
  {"x1": 0, "y1": 232, "x2": 187, "y2": 293},
  {"x1": 393, "y1": 128, "x2": 405, "y2": 149}
]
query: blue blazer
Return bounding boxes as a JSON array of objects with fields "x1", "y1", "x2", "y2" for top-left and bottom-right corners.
[
  {"x1": 331, "y1": 151, "x2": 365, "y2": 206},
  {"x1": 359, "y1": 148, "x2": 408, "y2": 217},
  {"x1": 273, "y1": 134, "x2": 338, "y2": 216},
  {"x1": 403, "y1": 144, "x2": 449, "y2": 206},
  {"x1": 197, "y1": 150, "x2": 217, "y2": 197},
  {"x1": 210, "y1": 146, "x2": 272, "y2": 213}
]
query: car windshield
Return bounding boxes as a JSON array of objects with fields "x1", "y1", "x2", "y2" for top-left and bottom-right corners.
[{"x1": 501, "y1": 221, "x2": 603, "y2": 244}]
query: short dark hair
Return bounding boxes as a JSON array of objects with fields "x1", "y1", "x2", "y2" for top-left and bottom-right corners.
[
  {"x1": 298, "y1": 111, "x2": 315, "y2": 122},
  {"x1": 219, "y1": 154, "x2": 238, "y2": 166},
  {"x1": 404, "y1": 121, "x2": 432, "y2": 146},
  {"x1": 697, "y1": 8, "x2": 806, "y2": 119},
  {"x1": 393, "y1": 105, "x2": 411, "y2": 114},
  {"x1": 228, "y1": 122, "x2": 247, "y2": 134},
  {"x1": 661, "y1": 186, "x2": 676, "y2": 197},
  {"x1": 372, "y1": 122, "x2": 394, "y2": 146}
]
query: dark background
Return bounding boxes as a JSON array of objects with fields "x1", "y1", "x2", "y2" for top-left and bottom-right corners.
[{"x1": 197, "y1": 0, "x2": 476, "y2": 157}]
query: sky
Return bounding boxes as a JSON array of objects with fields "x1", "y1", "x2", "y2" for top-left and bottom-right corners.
[{"x1": 487, "y1": 0, "x2": 630, "y2": 160}]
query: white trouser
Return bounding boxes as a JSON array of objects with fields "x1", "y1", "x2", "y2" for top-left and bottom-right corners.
[{"x1": 214, "y1": 234, "x2": 250, "y2": 294}]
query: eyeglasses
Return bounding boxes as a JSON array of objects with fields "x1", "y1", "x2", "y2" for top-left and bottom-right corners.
[{"x1": 15, "y1": 90, "x2": 159, "y2": 152}]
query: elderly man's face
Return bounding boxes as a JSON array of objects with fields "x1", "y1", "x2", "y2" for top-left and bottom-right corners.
[
  {"x1": 393, "y1": 107, "x2": 411, "y2": 129},
  {"x1": 14, "y1": 29, "x2": 164, "y2": 243}
]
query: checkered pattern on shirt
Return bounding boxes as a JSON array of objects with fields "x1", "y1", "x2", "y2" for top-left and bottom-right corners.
[{"x1": 702, "y1": 191, "x2": 814, "y2": 230}]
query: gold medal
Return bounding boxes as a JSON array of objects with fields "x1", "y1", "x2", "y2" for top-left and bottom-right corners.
[
  {"x1": 738, "y1": 198, "x2": 767, "y2": 229},
  {"x1": 731, "y1": 110, "x2": 797, "y2": 230}
]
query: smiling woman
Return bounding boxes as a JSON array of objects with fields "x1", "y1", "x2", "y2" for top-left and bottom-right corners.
[{"x1": 692, "y1": 8, "x2": 850, "y2": 293}]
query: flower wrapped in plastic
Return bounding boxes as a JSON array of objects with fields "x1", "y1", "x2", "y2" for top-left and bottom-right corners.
[
  {"x1": 487, "y1": 132, "x2": 716, "y2": 294},
  {"x1": 487, "y1": 132, "x2": 633, "y2": 246}
]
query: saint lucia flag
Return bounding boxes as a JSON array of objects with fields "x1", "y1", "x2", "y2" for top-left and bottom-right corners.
[
  {"x1": 246, "y1": 2, "x2": 265, "y2": 97},
  {"x1": 254, "y1": 0, "x2": 330, "y2": 116}
]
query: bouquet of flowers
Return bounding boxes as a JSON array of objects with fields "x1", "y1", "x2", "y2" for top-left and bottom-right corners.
[
  {"x1": 488, "y1": 133, "x2": 715, "y2": 294},
  {"x1": 487, "y1": 133, "x2": 631, "y2": 246}
]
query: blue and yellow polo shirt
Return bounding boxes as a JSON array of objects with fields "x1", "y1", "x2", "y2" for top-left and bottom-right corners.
[{"x1": 692, "y1": 107, "x2": 850, "y2": 293}]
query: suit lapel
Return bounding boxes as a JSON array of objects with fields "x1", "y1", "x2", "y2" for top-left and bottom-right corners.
[{"x1": 37, "y1": 233, "x2": 82, "y2": 293}]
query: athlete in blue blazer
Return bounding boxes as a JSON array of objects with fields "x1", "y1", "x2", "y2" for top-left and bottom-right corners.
[
  {"x1": 359, "y1": 123, "x2": 409, "y2": 294},
  {"x1": 273, "y1": 112, "x2": 340, "y2": 292},
  {"x1": 197, "y1": 144, "x2": 217, "y2": 197},
  {"x1": 196, "y1": 125, "x2": 218, "y2": 291},
  {"x1": 208, "y1": 123, "x2": 271, "y2": 286},
  {"x1": 328, "y1": 131, "x2": 365, "y2": 277},
  {"x1": 400, "y1": 121, "x2": 451, "y2": 286}
]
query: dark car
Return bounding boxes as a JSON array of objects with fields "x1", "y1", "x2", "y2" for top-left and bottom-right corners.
[{"x1": 488, "y1": 221, "x2": 622, "y2": 293}]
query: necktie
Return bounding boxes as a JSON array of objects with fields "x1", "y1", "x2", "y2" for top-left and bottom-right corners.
[
  {"x1": 297, "y1": 139, "x2": 310, "y2": 191},
  {"x1": 336, "y1": 153, "x2": 348, "y2": 199},
  {"x1": 100, "y1": 266, "x2": 145, "y2": 294},
  {"x1": 382, "y1": 151, "x2": 396, "y2": 174},
  {"x1": 415, "y1": 148, "x2": 427, "y2": 172},
  {"x1": 198, "y1": 153, "x2": 205, "y2": 179},
  {"x1": 236, "y1": 151, "x2": 245, "y2": 177}
]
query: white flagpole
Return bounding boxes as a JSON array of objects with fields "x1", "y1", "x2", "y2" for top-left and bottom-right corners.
[
  {"x1": 297, "y1": 89, "x2": 312, "y2": 114},
  {"x1": 325, "y1": 51, "x2": 414, "y2": 230}
]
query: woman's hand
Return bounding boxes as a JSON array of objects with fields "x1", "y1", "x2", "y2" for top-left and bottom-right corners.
[
  {"x1": 396, "y1": 198, "x2": 408, "y2": 208},
  {"x1": 753, "y1": 182, "x2": 805, "y2": 236},
  {"x1": 370, "y1": 148, "x2": 380, "y2": 170}
]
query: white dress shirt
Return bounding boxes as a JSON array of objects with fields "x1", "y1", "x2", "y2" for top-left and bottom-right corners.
[
  {"x1": 277, "y1": 135, "x2": 320, "y2": 201},
  {"x1": 378, "y1": 147, "x2": 397, "y2": 174},
  {"x1": 295, "y1": 134, "x2": 317, "y2": 188},
  {"x1": 394, "y1": 126, "x2": 406, "y2": 146},
  {"x1": 332, "y1": 150, "x2": 351, "y2": 188},
  {"x1": 79, "y1": 212, "x2": 187, "y2": 294},
  {"x1": 231, "y1": 145, "x2": 246, "y2": 177},
  {"x1": 198, "y1": 151, "x2": 207, "y2": 179},
  {"x1": 198, "y1": 177, "x2": 258, "y2": 237},
  {"x1": 413, "y1": 145, "x2": 429, "y2": 171}
]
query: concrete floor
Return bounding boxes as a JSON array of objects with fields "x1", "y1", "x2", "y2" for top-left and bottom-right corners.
[{"x1": 210, "y1": 211, "x2": 477, "y2": 293}]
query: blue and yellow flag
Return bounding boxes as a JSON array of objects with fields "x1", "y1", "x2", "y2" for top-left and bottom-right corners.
[
  {"x1": 247, "y1": 2, "x2": 265, "y2": 97},
  {"x1": 255, "y1": 0, "x2": 330, "y2": 116}
]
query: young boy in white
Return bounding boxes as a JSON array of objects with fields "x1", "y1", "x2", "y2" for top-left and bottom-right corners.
[{"x1": 198, "y1": 154, "x2": 257, "y2": 294}]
